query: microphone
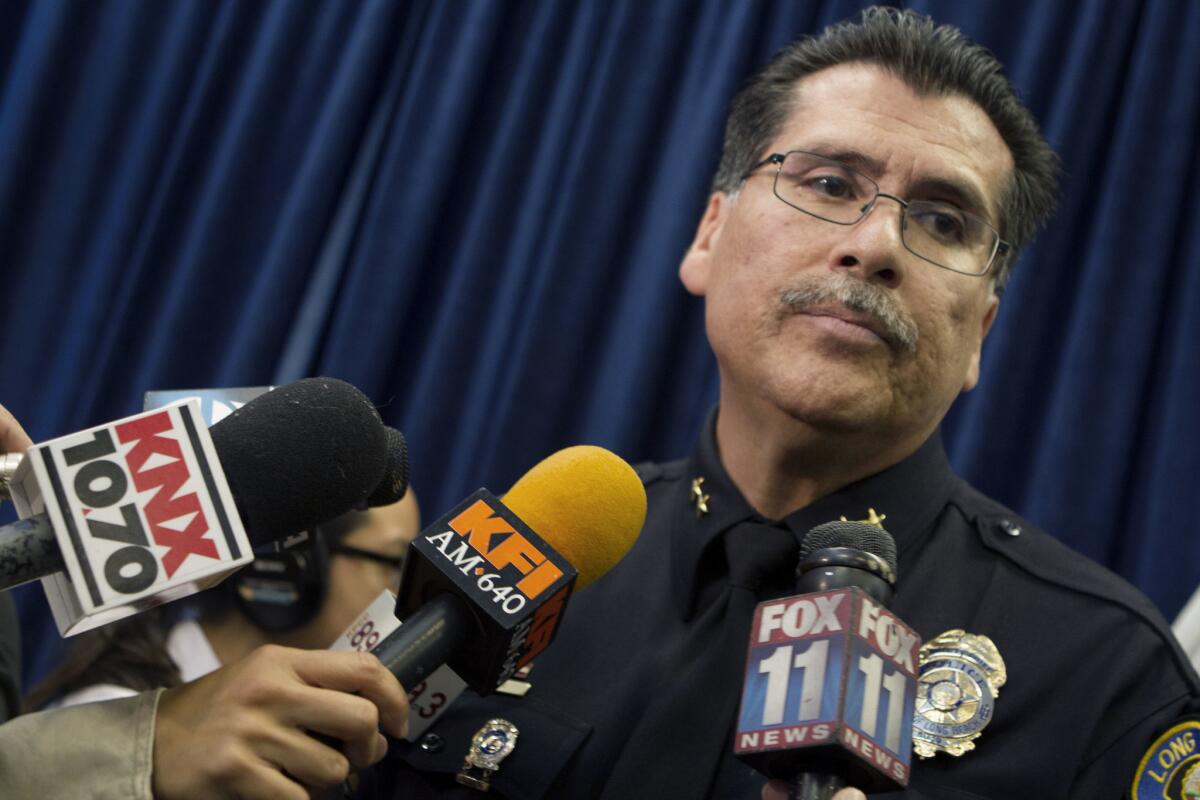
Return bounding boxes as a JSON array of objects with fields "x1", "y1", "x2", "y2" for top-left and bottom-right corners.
[
  {"x1": 0, "y1": 377, "x2": 392, "y2": 634},
  {"x1": 139, "y1": 382, "x2": 410, "y2": 514},
  {"x1": 734, "y1": 521, "x2": 920, "y2": 799},
  {"x1": 371, "y1": 445, "x2": 647, "y2": 693},
  {"x1": 366, "y1": 426, "x2": 410, "y2": 508}
]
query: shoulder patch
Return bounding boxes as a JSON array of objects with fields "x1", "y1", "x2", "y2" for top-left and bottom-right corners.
[{"x1": 1131, "y1": 717, "x2": 1200, "y2": 799}]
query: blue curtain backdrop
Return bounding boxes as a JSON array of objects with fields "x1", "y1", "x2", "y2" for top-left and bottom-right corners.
[{"x1": 1, "y1": 0, "x2": 1198, "y2": 683}]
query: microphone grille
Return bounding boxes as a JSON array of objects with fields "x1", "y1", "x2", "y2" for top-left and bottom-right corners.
[
  {"x1": 798, "y1": 520, "x2": 898, "y2": 572},
  {"x1": 366, "y1": 426, "x2": 409, "y2": 507},
  {"x1": 209, "y1": 377, "x2": 387, "y2": 546},
  {"x1": 502, "y1": 445, "x2": 646, "y2": 590}
]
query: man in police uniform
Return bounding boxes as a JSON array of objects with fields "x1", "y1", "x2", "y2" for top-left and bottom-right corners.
[{"x1": 367, "y1": 7, "x2": 1200, "y2": 798}]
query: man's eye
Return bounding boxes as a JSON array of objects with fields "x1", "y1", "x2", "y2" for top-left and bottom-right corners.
[
  {"x1": 914, "y1": 207, "x2": 968, "y2": 243},
  {"x1": 803, "y1": 174, "x2": 855, "y2": 199}
]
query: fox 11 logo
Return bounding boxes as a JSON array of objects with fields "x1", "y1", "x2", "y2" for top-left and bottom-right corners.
[{"x1": 734, "y1": 587, "x2": 919, "y2": 791}]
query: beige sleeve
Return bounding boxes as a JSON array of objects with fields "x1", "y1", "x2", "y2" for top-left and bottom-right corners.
[{"x1": 0, "y1": 688, "x2": 162, "y2": 799}]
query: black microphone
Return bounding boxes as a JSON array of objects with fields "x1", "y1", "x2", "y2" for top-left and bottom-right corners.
[
  {"x1": 734, "y1": 521, "x2": 919, "y2": 799},
  {"x1": 0, "y1": 377, "x2": 391, "y2": 594},
  {"x1": 365, "y1": 425, "x2": 410, "y2": 508}
]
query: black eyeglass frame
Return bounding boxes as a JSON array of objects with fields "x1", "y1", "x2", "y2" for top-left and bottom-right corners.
[
  {"x1": 743, "y1": 151, "x2": 1011, "y2": 277},
  {"x1": 330, "y1": 543, "x2": 405, "y2": 570}
]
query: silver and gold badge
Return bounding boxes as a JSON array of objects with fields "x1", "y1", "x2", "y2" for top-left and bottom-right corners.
[
  {"x1": 913, "y1": 629, "x2": 1006, "y2": 758},
  {"x1": 456, "y1": 718, "x2": 519, "y2": 791}
]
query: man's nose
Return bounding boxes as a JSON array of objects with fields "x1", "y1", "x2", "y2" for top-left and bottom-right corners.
[{"x1": 828, "y1": 195, "x2": 907, "y2": 288}]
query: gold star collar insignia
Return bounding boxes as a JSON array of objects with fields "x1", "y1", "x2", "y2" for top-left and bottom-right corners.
[
  {"x1": 690, "y1": 477, "x2": 710, "y2": 518},
  {"x1": 839, "y1": 508, "x2": 887, "y2": 528}
]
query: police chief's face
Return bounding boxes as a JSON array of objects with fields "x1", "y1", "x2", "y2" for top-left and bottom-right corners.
[{"x1": 680, "y1": 63, "x2": 1012, "y2": 448}]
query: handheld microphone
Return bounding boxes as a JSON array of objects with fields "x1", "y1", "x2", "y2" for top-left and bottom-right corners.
[
  {"x1": 139, "y1": 383, "x2": 411, "y2": 517},
  {"x1": 371, "y1": 445, "x2": 647, "y2": 693},
  {"x1": 366, "y1": 426, "x2": 410, "y2": 509},
  {"x1": 734, "y1": 521, "x2": 919, "y2": 799},
  {"x1": 0, "y1": 378, "x2": 394, "y2": 635}
]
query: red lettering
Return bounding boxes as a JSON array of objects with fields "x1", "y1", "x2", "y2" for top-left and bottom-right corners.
[{"x1": 116, "y1": 411, "x2": 216, "y2": 576}]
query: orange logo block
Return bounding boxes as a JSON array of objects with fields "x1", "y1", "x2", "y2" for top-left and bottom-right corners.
[{"x1": 449, "y1": 499, "x2": 563, "y2": 600}]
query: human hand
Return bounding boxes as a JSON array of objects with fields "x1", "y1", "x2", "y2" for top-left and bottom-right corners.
[
  {"x1": 0, "y1": 403, "x2": 32, "y2": 453},
  {"x1": 153, "y1": 644, "x2": 409, "y2": 800},
  {"x1": 762, "y1": 781, "x2": 867, "y2": 800}
]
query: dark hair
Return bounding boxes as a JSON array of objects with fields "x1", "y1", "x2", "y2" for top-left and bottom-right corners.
[
  {"x1": 22, "y1": 606, "x2": 181, "y2": 712},
  {"x1": 22, "y1": 512, "x2": 369, "y2": 711},
  {"x1": 712, "y1": 6, "x2": 1060, "y2": 292}
]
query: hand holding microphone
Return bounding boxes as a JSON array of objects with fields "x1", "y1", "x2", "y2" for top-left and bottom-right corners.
[
  {"x1": 0, "y1": 387, "x2": 413, "y2": 800},
  {"x1": 0, "y1": 402, "x2": 32, "y2": 497},
  {"x1": 153, "y1": 644, "x2": 410, "y2": 800}
]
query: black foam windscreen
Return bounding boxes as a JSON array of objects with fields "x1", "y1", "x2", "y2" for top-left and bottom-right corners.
[
  {"x1": 209, "y1": 377, "x2": 387, "y2": 547},
  {"x1": 366, "y1": 426, "x2": 409, "y2": 507},
  {"x1": 797, "y1": 520, "x2": 898, "y2": 572}
]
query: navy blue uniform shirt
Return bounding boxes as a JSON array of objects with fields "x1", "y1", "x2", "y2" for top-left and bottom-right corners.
[{"x1": 362, "y1": 412, "x2": 1200, "y2": 799}]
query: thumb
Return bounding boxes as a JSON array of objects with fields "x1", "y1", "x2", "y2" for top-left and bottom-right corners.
[{"x1": 832, "y1": 789, "x2": 867, "y2": 800}]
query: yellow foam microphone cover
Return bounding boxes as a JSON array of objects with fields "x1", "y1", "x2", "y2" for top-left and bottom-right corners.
[{"x1": 502, "y1": 445, "x2": 647, "y2": 590}]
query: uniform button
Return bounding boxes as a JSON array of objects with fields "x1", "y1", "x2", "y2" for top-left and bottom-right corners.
[
  {"x1": 999, "y1": 519, "x2": 1021, "y2": 537},
  {"x1": 419, "y1": 733, "x2": 445, "y2": 753}
]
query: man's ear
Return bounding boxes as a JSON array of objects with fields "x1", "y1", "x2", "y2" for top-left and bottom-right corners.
[
  {"x1": 962, "y1": 293, "x2": 1000, "y2": 392},
  {"x1": 679, "y1": 193, "x2": 729, "y2": 296}
]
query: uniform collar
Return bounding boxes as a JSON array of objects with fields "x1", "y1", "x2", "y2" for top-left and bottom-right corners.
[{"x1": 670, "y1": 407, "x2": 957, "y2": 618}]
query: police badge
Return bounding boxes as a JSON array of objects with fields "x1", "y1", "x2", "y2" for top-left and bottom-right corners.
[
  {"x1": 912, "y1": 629, "x2": 1006, "y2": 758},
  {"x1": 457, "y1": 718, "x2": 520, "y2": 791}
]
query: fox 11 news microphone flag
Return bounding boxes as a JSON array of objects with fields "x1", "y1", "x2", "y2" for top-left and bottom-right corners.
[
  {"x1": 734, "y1": 521, "x2": 920, "y2": 796},
  {"x1": 7, "y1": 399, "x2": 252, "y2": 636}
]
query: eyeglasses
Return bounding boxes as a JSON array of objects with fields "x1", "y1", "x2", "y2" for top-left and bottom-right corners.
[
  {"x1": 743, "y1": 150, "x2": 1009, "y2": 277},
  {"x1": 331, "y1": 543, "x2": 406, "y2": 592},
  {"x1": 331, "y1": 543, "x2": 405, "y2": 572}
]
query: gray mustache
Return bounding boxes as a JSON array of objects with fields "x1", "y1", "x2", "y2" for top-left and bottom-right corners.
[{"x1": 779, "y1": 275, "x2": 918, "y2": 353}]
